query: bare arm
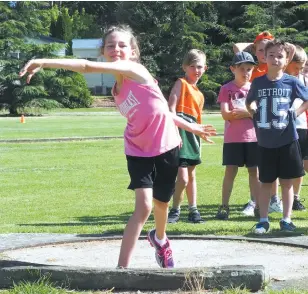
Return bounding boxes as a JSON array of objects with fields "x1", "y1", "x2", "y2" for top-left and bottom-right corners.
[
  {"x1": 170, "y1": 112, "x2": 217, "y2": 143},
  {"x1": 220, "y1": 102, "x2": 235, "y2": 121},
  {"x1": 245, "y1": 101, "x2": 257, "y2": 116},
  {"x1": 296, "y1": 101, "x2": 308, "y2": 117},
  {"x1": 168, "y1": 79, "x2": 181, "y2": 113},
  {"x1": 233, "y1": 42, "x2": 254, "y2": 54},
  {"x1": 221, "y1": 102, "x2": 252, "y2": 121},
  {"x1": 19, "y1": 58, "x2": 152, "y2": 84}
]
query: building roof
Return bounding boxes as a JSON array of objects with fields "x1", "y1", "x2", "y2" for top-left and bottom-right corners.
[
  {"x1": 39, "y1": 35, "x2": 66, "y2": 44},
  {"x1": 72, "y1": 39, "x2": 102, "y2": 50}
]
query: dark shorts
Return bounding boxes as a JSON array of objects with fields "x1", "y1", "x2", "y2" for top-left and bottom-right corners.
[
  {"x1": 179, "y1": 158, "x2": 201, "y2": 167},
  {"x1": 223, "y1": 142, "x2": 258, "y2": 167},
  {"x1": 126, "y1": 147, "x2": 179, "y2": 203},
  {"x1": 297, "y1": 129, "x2": 308, "y2": 160},
  {"x1": 258, "y1": 140, "x2": 305, "y2": 183}
]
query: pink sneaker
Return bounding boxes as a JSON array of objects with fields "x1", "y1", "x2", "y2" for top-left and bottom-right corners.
[{"x1": 147, "y1": 229, "x2": 174, "y2": 268}]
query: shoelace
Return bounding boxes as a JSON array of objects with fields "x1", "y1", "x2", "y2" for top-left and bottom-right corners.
[
  {"x1": 157, "y1": 245, "x2": 173, "y2": 266},
  {"x1": 169, "y1": 209, "x2": 180, "y2": 216}
]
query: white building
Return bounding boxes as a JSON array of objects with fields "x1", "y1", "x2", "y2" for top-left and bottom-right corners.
[
  {"x1": 72, "y1": 38, "x2": 115, "y2": 95},
  {"x1": 10, "y1": 36, "x2": 67, "y2": 59}
]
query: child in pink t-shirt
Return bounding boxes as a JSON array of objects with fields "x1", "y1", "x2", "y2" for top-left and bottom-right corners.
[
  {"x1": 19, "y1": 24, "x2": 216, "y2": 269},
  {"x1": 216, "y1": 51, "x2": 259, "y2": 220}
]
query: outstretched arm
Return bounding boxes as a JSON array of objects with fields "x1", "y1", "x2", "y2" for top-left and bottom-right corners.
[
  {"x1": 19, "y1": 58, "x2": 152, "y2": 84},
  {"x1": 170, "y1": 113, "x2": 217, "y2": 143}
]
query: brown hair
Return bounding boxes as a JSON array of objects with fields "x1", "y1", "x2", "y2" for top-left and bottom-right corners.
[
  {"x1": 182, "y1": 49, "x2": 206, "y2": 67},
  {"x1": 292, "y1": 45, "x2": 307, "y2": 63},
  {"x1": 102, "y1": 24, "x2": 140, "y2": 62},
  {"x1": 264, "y1": 39, "x2": 290, "y2": 57}
]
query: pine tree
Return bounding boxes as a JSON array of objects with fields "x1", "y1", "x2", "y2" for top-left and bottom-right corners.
[{"x1": 0, "y1": 2, "x2": 63, "y2": 114}]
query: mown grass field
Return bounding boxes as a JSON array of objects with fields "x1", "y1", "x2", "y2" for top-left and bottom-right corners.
[{"x1": 0, "y1": 111, "x2": 308, "y2": 236}]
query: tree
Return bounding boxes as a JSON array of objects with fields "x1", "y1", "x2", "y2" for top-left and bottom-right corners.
[
  {"x1": 0, "y1": 2, "x2": 92, "y2": 115},
  {"x1": 0, "y1": 2, "x2": 59, "y2": 114}
]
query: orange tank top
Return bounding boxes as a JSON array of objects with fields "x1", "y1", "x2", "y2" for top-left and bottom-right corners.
[{"x1": 175, "y1": 78, "x2": 204, "y2": 124}]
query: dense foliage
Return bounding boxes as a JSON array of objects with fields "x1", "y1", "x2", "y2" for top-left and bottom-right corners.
[{"x1": 2, "y1": 1, "x2": 308, "y2": 113}]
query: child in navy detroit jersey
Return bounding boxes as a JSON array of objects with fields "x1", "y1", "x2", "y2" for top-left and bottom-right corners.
[{"x1": 246, "y1": 40, "x2": 308, "y2": 234}]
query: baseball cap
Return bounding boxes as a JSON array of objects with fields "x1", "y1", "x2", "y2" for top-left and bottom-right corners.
[{"x1": 231, "y1": 52, "x2": 256, "y2": 66}]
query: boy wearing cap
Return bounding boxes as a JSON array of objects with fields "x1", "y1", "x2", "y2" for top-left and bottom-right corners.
[{"x1": 216, "y1": 52, "x2": 259, "y2": 220}]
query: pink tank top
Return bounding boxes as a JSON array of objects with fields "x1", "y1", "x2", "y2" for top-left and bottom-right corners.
[{"x1": 112, "y1": 78, "x2": 181, "y2": 157}]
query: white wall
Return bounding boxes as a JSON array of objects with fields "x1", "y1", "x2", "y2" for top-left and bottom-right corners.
[{"x1": 73, "y1": 49, "x2": 115, "y2": 89}]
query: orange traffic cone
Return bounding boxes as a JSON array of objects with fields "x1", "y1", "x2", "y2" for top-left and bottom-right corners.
[{"x1": 20, "y1": 115, "x2": 25, "y2": 123}]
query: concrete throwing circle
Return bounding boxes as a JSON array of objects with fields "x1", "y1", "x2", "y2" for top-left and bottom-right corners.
[{"x1": 2, "y1": 239, "x2": 308, "y2": 280}]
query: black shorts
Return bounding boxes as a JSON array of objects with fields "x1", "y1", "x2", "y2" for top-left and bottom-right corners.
[
  {"x1": 223, "y1": 142, "x2": 258, "y2": 167},
  {"x1": 258, "y1": 140, "x2": 305, "y2": 183},
  {"x1": 297, "y1": 129, "x2": 308, "y2": 160},
  {"x1": 179, "y1": 158, "x2": 201, "y2": 167},
  {"x1": 126, "y1": 147, "x2": 179, "y2": 203}
]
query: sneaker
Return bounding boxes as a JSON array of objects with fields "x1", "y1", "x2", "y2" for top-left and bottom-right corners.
[
  {"x1": 254, "y1": 207, "x2": 260, "y2": 218},
  {"x1": 280, "y1": 220, "x2": 296, "y2": 232},
  {"x1": 188, "y1": 209, "x2": 204, "y2": 223},
  {"x1": 215, "y1": 205, "x2": 229, "y2": 220},
  {"x1": 268, "y1": 199, "x2": 283, "y2": 213},
  {"x1": 167, "y1": 208, "x2": 180, "y2": 223},
  {"x1": 242, "y1": 200, "x2": 256, "y2": 216},
  {"x1": 293, "y1": 198, "x2": 306, "y2": 211},
  {"x1": 147, "y1": 229, "x2": 174, "y2": 268},
  {"x1": 254, "y1": 221, "x2": 270, "y2": 235}
]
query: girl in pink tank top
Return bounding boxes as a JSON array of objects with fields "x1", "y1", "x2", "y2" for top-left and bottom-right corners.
[{"x1": 19, "y1": 25, "x2": 216, "y2": 270}]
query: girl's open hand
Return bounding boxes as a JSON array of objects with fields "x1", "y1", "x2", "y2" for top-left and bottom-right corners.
[
  {"x1": 191, "y1": 124, "x2": 217, "y2": 143},
  {"x1": 19, "y1": 59, "x2": 43, "y2": 84}
]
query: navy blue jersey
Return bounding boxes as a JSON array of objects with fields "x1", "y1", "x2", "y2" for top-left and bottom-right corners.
[{"x1": 246, "y1": 74, "x2": 308, "y2": 148}]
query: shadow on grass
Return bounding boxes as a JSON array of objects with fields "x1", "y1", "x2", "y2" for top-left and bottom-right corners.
[
  {"x1": 17, "y1": 212, "x2": 132, "y2": 228},
  {"x1": 16, "y1": 204, "x2": 308, "y2": 237}
]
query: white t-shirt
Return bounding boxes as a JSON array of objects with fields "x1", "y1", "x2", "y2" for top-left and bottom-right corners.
[{"x1": 293, "y1": 75, "x2": 308, "y2": 129}]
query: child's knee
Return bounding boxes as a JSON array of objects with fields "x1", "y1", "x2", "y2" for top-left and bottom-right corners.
[
  {"x1": 248, "y1": 167, "x2": 258, "y2": 176},
  {"x1": 154, "y1": 199, "x2": 169, "y2": 210},
  {"x1": 135, "y1": 204, "x2": 152, "y2": 220},
  {"x1": 177, "y1": 175, "x2": 189, "y2": 187},
  {"x1": 225, "y1": 166, "x2": 238, "y2": 178}
]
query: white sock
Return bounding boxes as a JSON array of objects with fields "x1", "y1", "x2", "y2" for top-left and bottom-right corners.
[
  {"x1": 189, "y1": 205, "x2": 197, "y2": 212},
  {"x1": 155, "y1": 233, "x2": 167, "y2": 246},
  {"x1": 260, "y1": 217, "x2": 269, "y2": 223},
  {"x1": 282, "y1": 217, "x2": 291, "y2": 223}
]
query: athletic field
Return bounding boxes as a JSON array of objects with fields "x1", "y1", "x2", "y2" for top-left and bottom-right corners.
[{"x1": 1, "y1": 110, "x2": 307, "y2": 236}]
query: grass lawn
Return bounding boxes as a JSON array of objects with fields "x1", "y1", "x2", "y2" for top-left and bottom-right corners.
[
  {"x1": 0, "y1": 280, "x2": 308, "y2": 294},
  {"x1": 1, "y1": 111, "x2": 308, "y2": 236},
  {"x1": 0, "y1": 113, "x2": 224, "y2": 140}
]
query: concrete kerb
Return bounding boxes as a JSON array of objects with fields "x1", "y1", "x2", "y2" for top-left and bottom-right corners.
[
  {"x1": 0, "y1": 263, "x2": 265, "y2": 292},
  {"x1": 2, "y1": 233, "x2": 308, "y2": 291}
]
